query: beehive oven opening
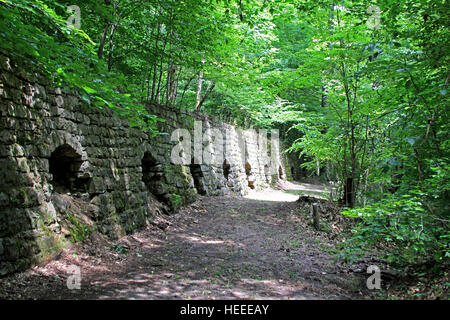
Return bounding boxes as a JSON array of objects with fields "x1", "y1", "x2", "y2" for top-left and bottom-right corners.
[
  {"x1": 189, "y1": 163, "x2": 206, "y2": 195},
  {"x1": 223, "y1": 159, "x2": 231, "y2": 180},
  {"x1": 49, "y1": 144, "x2": 89, "y2": 194}
]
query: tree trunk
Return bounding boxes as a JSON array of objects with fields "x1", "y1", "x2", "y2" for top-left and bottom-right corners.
[
  {"x1": 180, "y1": 75, "x2": 194, "y2": 106},
  {"x1": 97, "y1": 0, "x2": 112, "y2": 60},
  {"x1": 344, "y1": 177, "x2": 354, "y2": 208},
  {"x1": 196, "y1": 70, "x2": 203, "y2": 109},
  {"x1": 155, "y1": 33, "x2": 168, "y2": 104},
  {"x1": 151, "y1": 20, "x2": 161, "y2": 102},
  {"x1": 167, "y1": 64, "x2": 178, "y2": 105},
  {"x1": 107, "y1": 23, "x2": 116, "y2": 72},
  {"x1": 98, "y1": 27, "x2": 108, "y2": 60},
  {"x1": 196, "y1": 81, "x2": 215, "y2": 110}
]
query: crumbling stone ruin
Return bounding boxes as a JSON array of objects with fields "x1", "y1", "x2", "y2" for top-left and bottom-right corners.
[{"x1": 0, "y1": 54, "x2": 291, "y2": 275}]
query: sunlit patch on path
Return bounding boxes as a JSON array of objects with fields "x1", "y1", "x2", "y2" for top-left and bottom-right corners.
[{"x1": 245, "y1": 181, "x2": 332, "y2": 202}]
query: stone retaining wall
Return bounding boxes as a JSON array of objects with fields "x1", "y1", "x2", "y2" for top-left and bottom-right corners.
[{"x1": 0, "y1": 54, "x2": 289, "y2": 275}]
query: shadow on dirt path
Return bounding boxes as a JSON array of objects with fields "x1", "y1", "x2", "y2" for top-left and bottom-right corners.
[{"x1": 0, "y1": 182, "x2": 372, "y2": 300}]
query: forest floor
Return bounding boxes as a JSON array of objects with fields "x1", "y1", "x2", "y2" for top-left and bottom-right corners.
[{"x1": 1, "y1": 181, "x2": 384, "y2": 300}]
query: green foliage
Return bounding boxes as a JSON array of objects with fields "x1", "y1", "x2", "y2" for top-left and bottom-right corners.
[
  {"x1": 64, "y1": 212, "x2": 94, "y2": 243},
  {"x1": 111, "y1": 243, "x2": 129, "y2": 255},
  {"x1": 272, "y1": 0, "x2": 450, "y2": 274},
  {"x1": 168, "y1": 193, "x2": 183, "y2": 210},
  {"x1": 0, "y1": 0, "x2": 161, "y2": 131},
  {"x1": 340, "y1": 192, "x2": 449, "y2": 269}
]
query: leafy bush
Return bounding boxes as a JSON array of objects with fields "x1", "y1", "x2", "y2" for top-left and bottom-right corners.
[{"x1": 340, "y1": 192, "x2": 449, "y2": 270}]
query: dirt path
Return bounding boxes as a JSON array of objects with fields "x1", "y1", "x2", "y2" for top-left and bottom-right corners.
[{"x1": 0, "y1": 182, "x2": 373, "y2": 300}]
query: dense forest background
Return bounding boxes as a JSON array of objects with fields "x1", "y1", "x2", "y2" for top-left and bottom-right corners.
[{"x1": 0, "y1": 0, "x2": 448, "y2": 283}]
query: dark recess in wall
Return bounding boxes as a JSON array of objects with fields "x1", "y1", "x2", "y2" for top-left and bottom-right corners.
[
  {"x1": 49, "y1": 144, "x2": 89, "y2": 194},
  {"x1": 264, "y1": 164, "x2": 270, "y2": 183},
  {"x1": 189, "y1": 163, "x2": 206, "y2": 195},
  {"x1": 223, "y1": 159, "x2": 230, "y2": 180},
  {"x1": 245, "y1": 162, "x2": 255, "y2": 189},
  {"x1": 278, "y1": 166, "x2": 283, "y2": 179}
]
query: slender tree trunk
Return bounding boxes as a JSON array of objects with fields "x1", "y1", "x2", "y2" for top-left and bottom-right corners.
[
  {"x1": 172, "y1": 66, "x2": 182, "y2": 105},
  {"x1": 196, "y1": 70, "x2": 203, "y2": 109},
  {"x1": 165, "y1": 40, "x2": 173, "y2": 106},
  {"x1": 98, "y1": 0, "x2": 112, "y2": 60},
  {"x1": 146, "y1": 66, "x2": 153, "y2": 102},
  {"x1": 144, "y1": 22, "x2": 156, "y2": 101},
  {"x1": 167, "y1": 64, "x2": 177, "y2": 105},
  {"x1": 107, "y1": 1, "x2": 118, "y2": 72},
  {"x1": 155, "y1": 41, "x2": 166, "y2": 104},
  {"x1": 98, "y1": 27, "x2": 108, "y2": 60},
  {"x1": 341, "y1": 58, "x2": 357, "y2": 208},
  {"x1": 151, "y1": 21, "x2": 161, "y2": 102},
  {"x1": 196, "y1": 81, "x2": 215, "y2": 110},
  {"x1": 344, "y1": 177, "x2": 354, "y2": 207},
  {"x1": 107, "y1": 24, "x2": 116, "y2": 72},
  {"x1": 180, "y1": 75, "x2": 194, "y2": 106}
]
